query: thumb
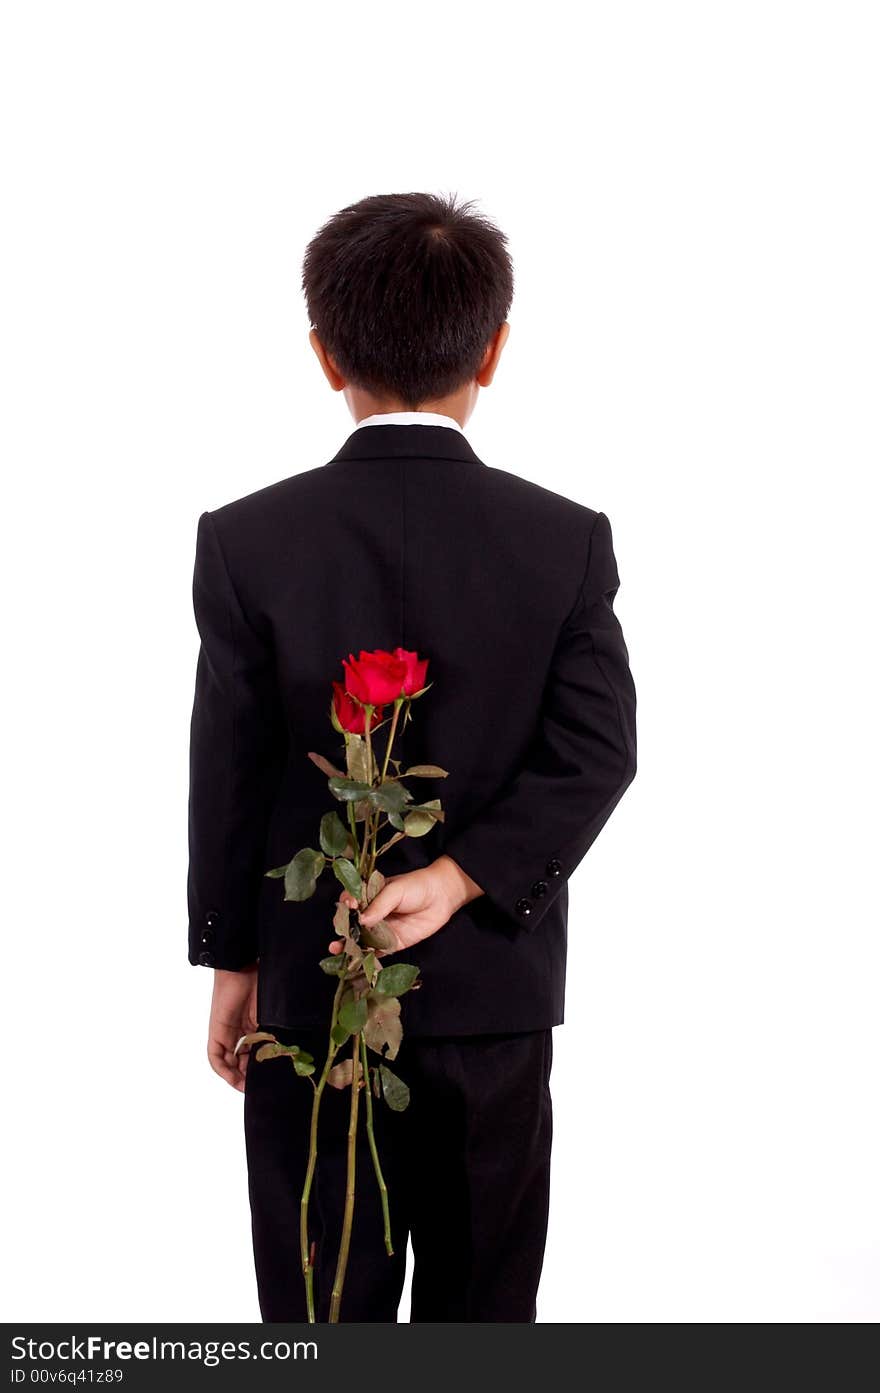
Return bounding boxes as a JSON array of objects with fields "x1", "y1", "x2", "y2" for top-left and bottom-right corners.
[{"x1": 359, "y1": 877, "x2": 403, "y2": 926}]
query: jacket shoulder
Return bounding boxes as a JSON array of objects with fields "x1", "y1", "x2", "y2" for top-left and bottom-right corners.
[
  {"x1": 481, "y1": 462, "x2": 601, "y2": 530},
  {"x1": 205, "y1": 462, "x2": 331, "y2": 532}
]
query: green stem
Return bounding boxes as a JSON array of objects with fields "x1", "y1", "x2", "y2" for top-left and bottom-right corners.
[
  {"x1": 361, "y1": 1032, "x2": 393, "y2": 1256},
  {"x1": 300, "y1": 978, "x2": 345, "y2": 1323},
  {"x1": 360, "y1": 699, "x2": 403, "y2": 886},
  {"x1": 369, "y1": 809, "x2": 381, "y2": 869},
  {"x1": 357, "y1": 706, "x2": 377, "y2": 885},
  {"x1": 364, "y1": 705, "x2": 374, "y2": 783},
  {"x1": 380, "y1": 699, "x2": 404, "y2": 782},
  {"x1": 357, "y1": 805, "x2": 374, "y2": 880},
  {"x1": 347, "y1": 801, "x2": 359, "y2": 862},
  {"x1": 328, "y1": 1030, "x2": 362, "y2": 1322}
]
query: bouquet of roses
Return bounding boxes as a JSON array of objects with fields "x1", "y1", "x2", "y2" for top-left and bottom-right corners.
[{"x1": 236, "y1": 646, "x2": 446, "y2": 1323}]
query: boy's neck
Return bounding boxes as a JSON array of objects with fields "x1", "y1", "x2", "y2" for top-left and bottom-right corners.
[{"x1": 345, "y1": 382, "x2": 477, "y2": 430}]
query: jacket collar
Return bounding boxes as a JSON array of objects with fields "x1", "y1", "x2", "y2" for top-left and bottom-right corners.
[{"x1": 327, "y1": 423, "x2": 485, "y2": 466}]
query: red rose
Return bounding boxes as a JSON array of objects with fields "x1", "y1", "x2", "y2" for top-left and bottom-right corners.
[
  {"x1": 342, "y1": 649, "x2": 409, "y2": 707},
  {"x1": 332, "y1": 681, "x2": 383, "y2": 735},
  {"x1": 393, "y1": 647, "x2": 429, "y2": 696}
]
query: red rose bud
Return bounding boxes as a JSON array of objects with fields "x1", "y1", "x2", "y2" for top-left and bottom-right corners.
[
  {"x1": 342, "y1": 649, "x2": 409, "y2": 707},
  {"x1": 332, "y1": 681, "x2": 383, "y2": 735},
  {"x1": 393, "y1": 647, "x2": 429, "y2": 696}
]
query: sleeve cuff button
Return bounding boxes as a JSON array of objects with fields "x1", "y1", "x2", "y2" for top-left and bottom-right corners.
[
  {"x1": 515, "y1": 897, "x2": 533, "y2": 917},
  {"x1": 545, "y1": 859, "x2": 562, "y2": 877}
]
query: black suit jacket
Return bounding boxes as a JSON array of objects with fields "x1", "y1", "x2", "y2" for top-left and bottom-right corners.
[{"x1": 187, "y1": 423, "x2": 637, "y2": 1035}]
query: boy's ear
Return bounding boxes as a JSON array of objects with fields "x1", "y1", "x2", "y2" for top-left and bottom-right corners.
[
  {"x1": 476, "y1": 321, "x2": 511, "y2": 388},
  {"x1": 309, "y1": 329, "x2": 346, "y2": 392}
]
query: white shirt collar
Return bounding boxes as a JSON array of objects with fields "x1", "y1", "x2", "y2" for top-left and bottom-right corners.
[{"x1": 354, "y1": 410, "x2": 464, "y2": 434}]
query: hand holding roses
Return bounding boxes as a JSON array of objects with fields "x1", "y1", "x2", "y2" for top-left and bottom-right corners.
[{"x1": 333, "y1": 855, "x2": 484, "y2": 955}]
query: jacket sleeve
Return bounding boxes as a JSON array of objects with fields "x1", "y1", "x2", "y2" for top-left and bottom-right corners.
[
  {"x1": 443, "y1": 510, "x2": 637, "y2": 931},
  {"x1": 187, "y1": 510, "x2": 288, "y2": 970}
]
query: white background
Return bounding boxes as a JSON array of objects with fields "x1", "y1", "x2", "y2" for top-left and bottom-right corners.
[{"x1": 2, "y1": 1, "x2": 878, "y2": 1324}]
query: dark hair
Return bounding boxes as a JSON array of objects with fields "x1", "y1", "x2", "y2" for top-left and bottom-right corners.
[{"x1": 302, "y1": 192, "x2": 514, "y2": 408}]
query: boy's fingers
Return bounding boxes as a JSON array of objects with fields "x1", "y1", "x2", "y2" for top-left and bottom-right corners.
[
  {"x1": 208, "y1": 1041, "x2": 244, "y2": 1090},
  {"x1": 359, "y1": 879, "x2": 403, "y2": 926}
]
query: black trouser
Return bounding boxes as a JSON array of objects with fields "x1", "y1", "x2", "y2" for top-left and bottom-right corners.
[{"x1": 244, "y1": 1024, "x2": 553, "y2": 1322}]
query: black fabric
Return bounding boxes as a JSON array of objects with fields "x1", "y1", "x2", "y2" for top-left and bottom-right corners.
[
  {"x1": 244, "y1": 1023, "x2": 553, "y2": 1322},
  {"x1": 187, "y1": 423, "x2": 637, "y2": 1033}
]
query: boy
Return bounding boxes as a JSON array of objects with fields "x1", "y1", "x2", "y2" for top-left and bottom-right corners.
[{"x1": 187, "y1": 191, "x2": 637, "y2": 1322}]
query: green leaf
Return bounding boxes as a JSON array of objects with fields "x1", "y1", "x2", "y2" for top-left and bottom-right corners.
[
  {"x1": 363, "y1": 994, "x2": 402, "y2": 1060},
  {"x1": 333, "y1": 858, "x2": 363, "y2": 898},
  {"x1": 369, "y1": 780, "x2": 410, "y2": 813},
  {"x1": 403, "y1": 798, "x2": 443, "y2": 836},
  {"x1": 319, "y1": 954, "x2": 346, "y2": 976},
  {"x1": 327, "y1": 1057, "x2": 362, "y2": 1090},
  {"x1": 293, "y1": 1058, "x2": 315, "y2": 1077},
  {"x1": 329, "y1": 775, "x2": 373, "y2": 801},
  {"x1": 308, "y1": 750, "x2": 345, "y2": 779},
  {"x1": 331, "y1": 1020, "x2": 350, "y2": 1046},
  {"x1": 379, "y1": 1064, "x2": 411, "y2": 1112},
  {"x1": 320, "y1": 811, "x2": 350, "y2": 857},
  {"x1": 337, "y1": 993, "x2": 368, "y2": 1036},
  {"x1": 331, "y1": 898, "x2": 364, "y2": 969},
  {"x1": 344, "y1": 965, "x2": 370, "y2": 997},
  {"x1": 284, "y1": 848, "x2": 326, "y2": 901},
  {"x1": 255, "y1": 1041, "x2": 309, "y2": 1063},
  {"x1": 402, "y1": 765, "x2": 448, "y2": 778},
  {"x1": 366, "y1": 869, "x2": 385, "y2": 902},
  {"x1": 388, "y1": 811, "x2": 405, "y2": 832},
  {"x1": 329, "y1": 693, "x2": 345, "y2": 734},
  {"x1": 362, "y1": 951, "x2": 379, "y2": 986},
  {"x1": 373, "y1": 963, "x2": 420, "y2": 997},
  {"x1": 264, "y1": 864, "x2": 289, "y2": 879},
  {"x1": 234, "y1": 1031, "x2": 277, "y2": 1055},
  {"x1": 346, "y1": 733, "x2": 373, "y2": 784},
  {"x1": 360, "y1": 920, "x2": 397, "y2": 952}
]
